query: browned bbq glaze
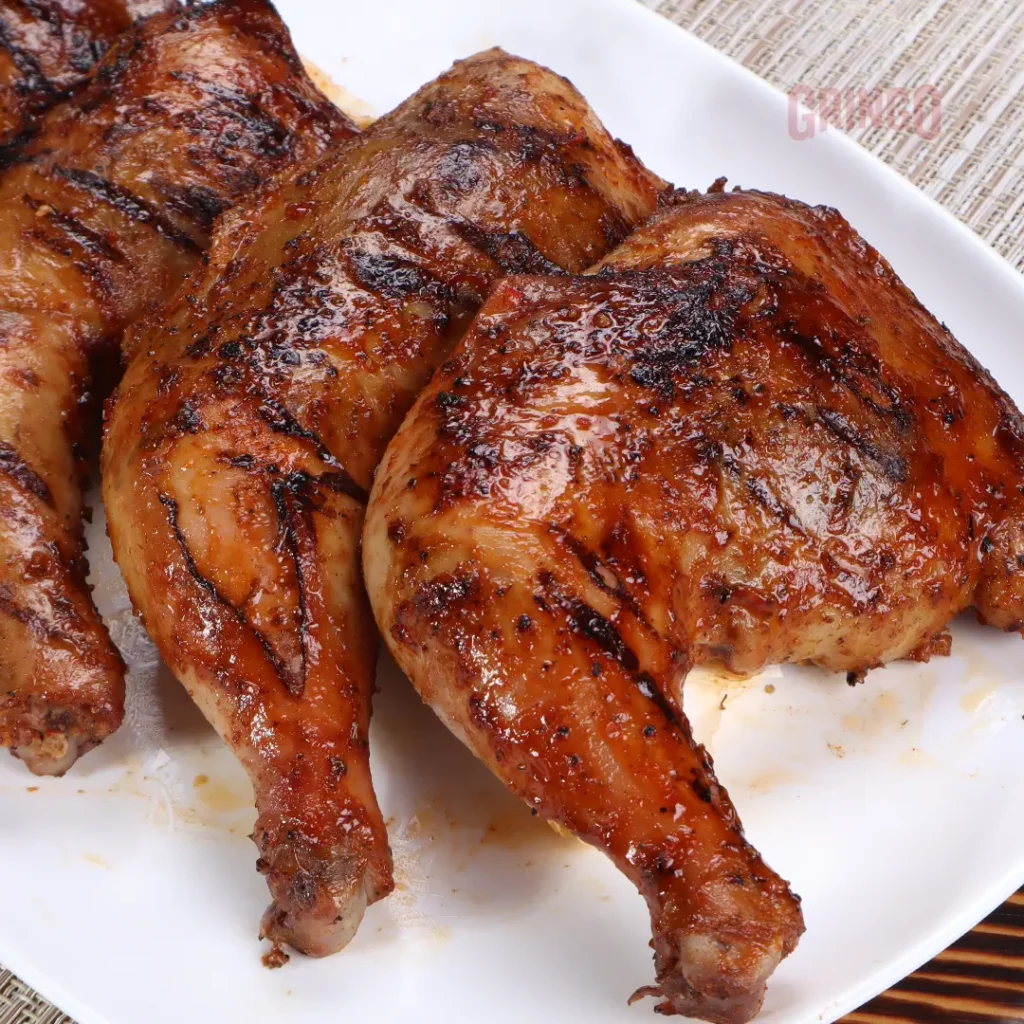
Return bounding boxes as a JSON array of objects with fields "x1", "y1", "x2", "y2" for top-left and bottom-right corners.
[
  {"x1": 365, "y1": 183, "x2": 1024, "y2": 1023},
  {"x1": 0, "y1": 0, "x2": 175, "y2": 148},
  {"x1": 0, "y1": 0, "x2": 355, "y2": 776},
  {"x1": 102, "y1": 49, "x2": 665, "y2": 959}
]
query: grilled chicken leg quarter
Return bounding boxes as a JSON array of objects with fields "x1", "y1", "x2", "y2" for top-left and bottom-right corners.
[
  {"x1": 102, "y1": 49, "x2": 664, "y2": 959},
  {"x1": 364, "y1": 186, "x2": 1024, "y2": 1023},
  {"x1": 0, "y1": 0, "x2": 355, "y2": 776}
]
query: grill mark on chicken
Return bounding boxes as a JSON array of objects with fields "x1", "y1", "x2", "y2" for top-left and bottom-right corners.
[
  {"x1": 56, "y1": 23, "x2": 110, "y2": 78},
  {"x1": 23, "y1": 196, "x2": 125, "y2": 300},
  {"x1": 0, "y1": 563, "x2": 89, "y2": 644},
  {"x1": 777, "y1": 315, "x2": 913, "y2": 429},
  {"x1": 157, "y1": 492, "x2": 292, "y2": 686},
  {"x1": 14, "y1": 0, "x2": 104, "y2": 74},
  {"x1": 342, "y1": 243, "x2": 446, "y2": 301},
  {"x1": 631, "y1": 233, "x2": 914, "y2": 444},
  {"x1": 403, "y1": 571, "x2": 480, "y2": 638},
  {"x1": 319, "y1": 470, "x2": 368, "y2": 502},
  {"x1": 0, "y1": 440, "x2": 53, "y2": 505},
  {"x1": 816, "y1": 405, "x2": 908, "y2": 482},
  {"x1": 548, "y1": 524, "x2": 654, "y2": 629},
  {"x1": 614, "y1": 252, "x2": 913, "y2": 491},
  {"x1": 170, "y1": 74, "x2": 291, "y2": 155},
  {"x1": 51, "y1": 166, "x2": 202, "y2": 252},
  {"x1": 87, "y1": 30, "x2": 144, "y2": 95},
  {"x1": 28, "y1": 223, "x2": 117, "y2": 295},
  {"x1": 537, "y1": 571, "x2": 680, "y2": 724},
  {"x1": 744, "y1": 475, "x2": 808, "y2": 536},
  {"x1": 22, "y1": 194, "x2": 125, "y2": 263},
  {"x1": 422, "y1": 135, "x2": 496, "y2": 194},
  {"x1": 12, "y1": 0, "x2": 91, "y2": 38},
  {"x1": 0, "y1": 22, "x2": 52, "y2": 98},
  {"x1": 149, "y1": 179, "x2": 231, "y2": 234},
  {"x1": 612, "y1": 263, "x2": 743, "y2": 396},
  {"x1": 255, "y1": 397, "x2": 368, "y2": 504},
  {"x1": 0, "y1": 127, "x2": 33, "y2": 169},
  {"x1": 270, "y1": 475, "x2": 312, "y2": 698},
  {"x1": 0, "y1": 584, "x2": 63, "y2": 640},
  {"x1": 452, "y1": 220, "x2": 565, "y2": 275}
]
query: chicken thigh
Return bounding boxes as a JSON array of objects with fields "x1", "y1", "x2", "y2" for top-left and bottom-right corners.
[
  {"x1": 102, "y1": 49, "x2": 664, "y2": 959},
  {"x1": 0, "y1": 0, "x2": 174, "y2": 147},
  {"x1": 0, "y1": 0, "x2": 354, "y2": 776},
  {"x1": 365, "y1": 186, "x2": 1024, "y2": 1021}
]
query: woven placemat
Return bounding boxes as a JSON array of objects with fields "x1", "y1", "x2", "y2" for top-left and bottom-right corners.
[
  {"x1": 645, "y1": 0, "x2": 1024, "y2": 270},
  {"x1": 4, "y1": 1, "x2": 1023, "y2": 1022}
]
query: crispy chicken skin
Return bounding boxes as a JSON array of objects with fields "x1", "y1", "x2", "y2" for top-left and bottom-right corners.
[
  {"x1": 363, "y1": 182, "x2": 1024, "y2": 1023},
  {"x1": 0, "y1": 0, "x2": 355, "y2": 776},
  {"x1": 102, "y1": 48, "x2": 664, "y2": 958},
  {"x1": 0, "y1": 0, "x2": 175, "y2": 147}
]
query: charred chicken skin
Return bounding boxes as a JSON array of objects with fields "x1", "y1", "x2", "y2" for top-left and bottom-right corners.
[
  {"x1": 102, "y1": 49, "x2": 664, "y2": 959},
  {"x1": 364, "y1": 185, "x2": 1024, "y2": 1022},
  {"x1": 0, "y1": 0, "x2": 174, "y2": 147},
  {"x1": 0, "y1": 0, "x2": 355, "y2": 776}
]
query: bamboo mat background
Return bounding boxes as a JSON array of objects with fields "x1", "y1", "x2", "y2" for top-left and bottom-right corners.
[
  {"x1": 645, "y1": 0, "x2": 1024, "y2": 270},
  {"x1": 4, "y1": 0, "x2": 1024, "y2": 1021}
]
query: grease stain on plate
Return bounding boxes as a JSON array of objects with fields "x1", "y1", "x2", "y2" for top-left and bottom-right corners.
[
  {"x1": 480, "y1": 805, "x2": 575, "y2": 853},
  {"x1": 960, "y1": 682, "x2": 999, "y2": 715},
  {"x1": 899, "y1": 747, "x2": 941, "y2": 768},
  {"x1": 191, "y1": 774, "x2": 251, "y2": 817},
  {"x1": 745, "y1": 766, "x2": 799, "y2": 794},
  {"x1": 840, "y1": 692, "x2": 903, "y2": 739}
]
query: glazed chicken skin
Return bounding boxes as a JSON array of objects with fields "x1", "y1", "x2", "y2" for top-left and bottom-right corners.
[
  {"x1": 102, "y1": 48, "x2": 665, "y2": 960},
  {"x1": 0, "y1": 0, "x2": 175, "y2": 148},
  {"x1": 365, "y1": 183, "x2": 1024, "y2": 1023},
  {"x1": 0, "y1": 0, "x2": 355, "y2": 776},
  {"x1": 367, "y1": 188, "x2": 1024, "y2": 1020}
]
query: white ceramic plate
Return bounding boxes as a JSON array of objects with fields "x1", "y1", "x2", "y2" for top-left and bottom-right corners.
[{"x1": 2, "y1": 1, "x2": 1023, "y2": 1022}]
